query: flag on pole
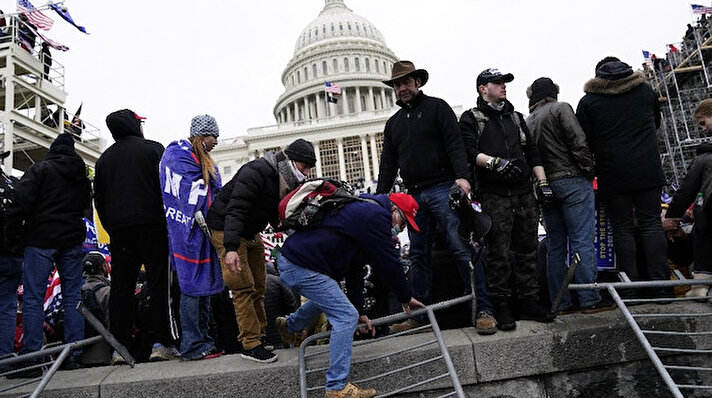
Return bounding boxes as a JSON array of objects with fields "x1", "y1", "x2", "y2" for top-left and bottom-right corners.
[
  {"x1": 50, "y1": 4, "x2": 88, "y2": 34},
  {"x1": 691, "y1": 4, "x2": 712, "y2": 14},
  {"x1": 327, "y1": 94, "x2": 338, "y2": 104},
  {"x1": 325, "y1": 81, "x2": 342, "y2": 95},
  {"x1": 25, "y1": 22, "x2": 69, "y2": 51},
  {"x1": 642, "y1": 50, "x2": 652, "y2": 66},
  {"x1": 17, "y1": 0, "x2": 54, "y2": 30}
]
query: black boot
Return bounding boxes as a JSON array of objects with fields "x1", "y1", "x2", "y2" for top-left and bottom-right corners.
[
  {"x1": 515, "y1": 298, "x2": 556, "y2": 323},
  {"x1": 493, "y1": 300, "x2": 516, "y2": 331}
]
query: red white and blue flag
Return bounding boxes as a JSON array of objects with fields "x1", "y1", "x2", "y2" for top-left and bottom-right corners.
[
  {"x1": 17, "y1": 0, "x2": 54, "y2": 30},
  {"x1": 642, "y1": 50, "x2": 652, "y2": 66},
  {"x1": 692, "y1": 4, "x2": 712, "y2": 14},
  {"x1": 324, "y1": 81, "x2": 342, "y2": 95}
]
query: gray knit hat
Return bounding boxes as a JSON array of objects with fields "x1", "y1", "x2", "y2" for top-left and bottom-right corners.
[
  {"x1": 284, "y1": 139, "x2": 316, "y2": 167},
  {"x1": 190, "y1": 114, "x2": 220, "y2": 137}
]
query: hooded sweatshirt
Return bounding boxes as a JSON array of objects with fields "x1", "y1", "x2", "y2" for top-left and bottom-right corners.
[
  {"x1": 95, "y1": 109, "x2": 166, "y2": 233},
  {"x1": 7, "y1": 133, "x2": 91, "y2": 248},
  {"x1": 280, "y1": 194, "x2": 412, "y2": 310}
]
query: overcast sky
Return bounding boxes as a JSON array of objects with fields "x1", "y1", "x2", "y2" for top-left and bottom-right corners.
[{"x1": 11, "y1": 0, "x2": 698, "y2": 146}]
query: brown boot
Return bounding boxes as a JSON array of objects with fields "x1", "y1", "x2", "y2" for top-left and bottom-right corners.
[
  {"x1": 475, "y1": 311, "x2": 497, "y2": 335},
  {"x1": 324, "y1": 382, "x2": 377, "y2": 398}
]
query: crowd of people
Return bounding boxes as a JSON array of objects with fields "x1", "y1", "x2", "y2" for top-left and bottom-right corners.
[{"x1": 0, "y1": 53, "x2": 710, "y2": 398}]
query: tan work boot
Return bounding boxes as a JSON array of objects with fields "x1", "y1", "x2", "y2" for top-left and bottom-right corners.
[
  {"x1": 686, "y1": 273, "x2": 712, "y2": 299},
  {"x1": 324, "y1": 382, "x2": 376, "y2": 398},
  {"x1": 475, "y1": 311, "x2": 497, "y2": 335},
  {"x1": 276, "y1": 316, "x2": 296, "y2": 348},
  {"x1": 388, "y1": 318, "x2": 423, "y2": 334}
]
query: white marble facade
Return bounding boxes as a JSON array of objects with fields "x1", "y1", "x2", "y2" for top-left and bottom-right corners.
[{"x1": 211, "y1": 0, "x2": 399, "y2": 187}]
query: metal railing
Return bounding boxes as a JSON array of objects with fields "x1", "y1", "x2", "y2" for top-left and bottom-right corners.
[
  {"x1": 569, "y1": 273, "x2": 712, "y2": 398},
  {"x1": 298, "y1": 295, "x2": 472, "y2": 398},
  {"x1": 0, "y1": 302, "x2": 134, "y2": 398}
]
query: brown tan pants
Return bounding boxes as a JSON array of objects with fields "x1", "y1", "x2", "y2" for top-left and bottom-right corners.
[{"x1": 210, "y1": 230, "x2": 266, "y2": 350}]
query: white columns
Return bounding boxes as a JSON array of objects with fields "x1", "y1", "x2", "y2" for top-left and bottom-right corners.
[
  {"x1": 370, "y1": 134, "x2": 380, "y2": 181},
  {"x1": 337, "y1": 137, "x2": 346, "y2": 181},
  {"x1": 355, "y1": 87, "x2": 362, "y2": 113},
  {"x1": 293, "y1": 102, "x2": 298, "y2": 121},
  {"x1": 303, "y1": 97, "x2": 309, "y2": 120},
  {"x1": 286, "y1": 105, "x2": 292, "y2": 123},
  {"x1": 314, "y1": 140, "x2": 322, "y2": 177},
  {"x1": 360, "y1": 135, "x2": 371, "y2": 183},
  {"x1": 316, "y1": 92, "x2": 325, "y2": 119},
  {"x1": 367, "y1": 87, "x2": 374, "y2": 111}
]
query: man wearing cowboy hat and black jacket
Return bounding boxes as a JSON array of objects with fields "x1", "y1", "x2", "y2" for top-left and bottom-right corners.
[{"x1": 377, "y1": 61, "x2": 497, "y2": 335}]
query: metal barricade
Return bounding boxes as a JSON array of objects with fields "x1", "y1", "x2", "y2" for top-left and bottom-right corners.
[
  {"x1": 0, "y1": 301, "x2": 134, "y2": 398},
  {"x1": 569, "y1": 272, "x2": 712, "y2": 398},
  {"x1": 298, "y1": 295, "x2": 473, "y2": 398}
]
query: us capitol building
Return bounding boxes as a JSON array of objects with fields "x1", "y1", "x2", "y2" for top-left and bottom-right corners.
[{"x1": 211, "y1": 0, "x2": 401, "y2": 188}]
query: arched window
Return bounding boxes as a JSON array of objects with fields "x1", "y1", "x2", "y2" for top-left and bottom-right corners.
[
  {"x1": 375, "y1": 59, "x2": 380, "y2": 73},
  {"x1": 331, "y1": 24, "x2": 334, "y2": 32},
  {"x1": 348, "y1": 23, "x2": 351, "y2": 30},
  {"x1": 297, "y1": 71, "x2": 301, "y2": 83},
  {"x1": 355, "y1": 57, "x2": 360, "y2": 72},
  {"x1": 339, "y1": 23, "x2": 343, "y2": 31},
  {"x1": 313, "y1": 64, "x2": 318, "y2": 78},
  {"x1": 322, "y1": 61, "x2": 328, "y2": 75},
  {"x1": 304, "y1": 67, "x2": 308, "y2": 80},
  {"x1": 323, "y1": 25, "x2": 326, "y2": 34},
  {"x1": 291, "y1": 75, "x2": 294, "y2": 86},
  {"x1": 344, "y1": 58, "x2": 350, "y2": 72},
  {"x1": 383, "y1": 61, "x2": 387, "y2": 73},
  {"x1": 365, "y1": 58, "x2": 370, "y2": 72},
  {"x1": 333, "y1": 58, "x2": 338, "y2": 73}
]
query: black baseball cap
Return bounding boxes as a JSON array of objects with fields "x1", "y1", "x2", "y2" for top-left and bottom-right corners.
[{"x1": 477, "y1": 68, "x2": 514, "y2": 87}]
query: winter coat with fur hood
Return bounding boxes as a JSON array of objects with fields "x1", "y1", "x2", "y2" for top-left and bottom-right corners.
[
  {"x1": 576, "y1": 62, "x2": 665, "y2": 194},
  {"x1": 95, "y1": 109, "x2": 166, "y2": 234}
]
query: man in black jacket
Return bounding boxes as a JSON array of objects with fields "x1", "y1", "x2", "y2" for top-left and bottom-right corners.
[
  {"x1": 576, "y1": 58, "x2": 669, "y2": 296},
  {"x1": 459, "y1": 68, "x2": 552, "y2": 331},
  {"x1": 526, "y1": 77, "x2": 612, "y2": 314},
  {"x1": 376, "y1": 61, "x2": 498, "y2": 334},
  {"x1": 95, "y1": 109, "x2": 179, "y2": 363},
  {"x1": 7, "y1": 133, "x2": 91, "y2": 372},
  {"x1": 207, "y1": 139, "x2": 315, "y2": 363},
  {"x1": 0, "y1": 151, "x2": 21, "y2": 365}
]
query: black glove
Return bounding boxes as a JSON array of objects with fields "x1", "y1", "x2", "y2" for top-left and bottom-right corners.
[
  {"x1": 488, "y1": 157, "x2": 522, "y2": 180},
  {"x1": 535, "y1": 180, "x2": 555, "y2": 205},
  {"x1": 448, "y1": 183, "x2": 468, "y2": 210}
]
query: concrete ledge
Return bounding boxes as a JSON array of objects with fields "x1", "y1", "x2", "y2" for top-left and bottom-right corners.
[{"x1": 1, "y1": 302, "x2": 711, "y2": 397}]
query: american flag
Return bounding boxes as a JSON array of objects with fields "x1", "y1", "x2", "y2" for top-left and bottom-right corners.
[
  {"x1": 17, "y1": 0, "x2": 54, "y2": 30},
  {"x1": 324, "y1": 81, "x2": 342, "y2": 95},
  {"x1": 261, "y1": 233, "x2": 276, "y2": 261},
  {"x1": 692, "y1": 4, "x2": 712, "y2": 14},
  {"x1": 642, "y1": 50, "x2": 652, "y2": 66}
]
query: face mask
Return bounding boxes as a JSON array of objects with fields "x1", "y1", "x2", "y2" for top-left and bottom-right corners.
[{"x1": 290, "y1": 160, "x2": 307, "y2": 182}]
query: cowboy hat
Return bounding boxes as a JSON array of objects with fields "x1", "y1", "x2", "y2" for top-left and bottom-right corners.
[{"x1": 382, "y1": 61, "x2": 429, "y2": 87}]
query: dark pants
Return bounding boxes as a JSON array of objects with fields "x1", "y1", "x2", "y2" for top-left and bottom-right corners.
[
  {"x1": 108, "y1": 224, "x2": 177, "y2": 349},
  {"x1": 603, "y1": 187, "x2": 669, "y2": 282},
  {"x1": 480, "y1": 192, "x2": 540, "y2": 302},
  {"x1": 0, "y1": 256, "x2": 21, "y2": 356}
]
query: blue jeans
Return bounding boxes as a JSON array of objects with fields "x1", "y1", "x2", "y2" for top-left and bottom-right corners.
[
  {"x1": 179, "y1": 294, "x2": 215, "y2": 359},
  {"x1": 409, "y1": 183, "x2": 492, "y2": 316},
  {"x1": 22, "y1": 245, "x2": 84, "y2": 356},
  {"x1": 0, "y1": 256, "x2": 22, "y2": 356},
  {"x1": 542, "y1": 177, "x2": 601, "y2": 309},
  {"x1": 277, "y1": 253, "x2": 358, "y2": 391}
]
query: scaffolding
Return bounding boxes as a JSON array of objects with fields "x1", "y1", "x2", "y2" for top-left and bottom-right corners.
[
  {"x1": 646, "y1": 21, "x2": 712, "y2": 187},
  {"x1": 0, "y1": 15, "x2": 102, "y2": 172}
]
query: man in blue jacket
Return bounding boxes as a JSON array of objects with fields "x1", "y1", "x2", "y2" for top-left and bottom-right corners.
[{"x1": 276, "y1": 193, "x2": 424, "y2": 398}]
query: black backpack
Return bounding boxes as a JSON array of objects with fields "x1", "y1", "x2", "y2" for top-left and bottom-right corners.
[
  {"x1": 276, "y1": 178, "x2": 374, "y2": 231},
  {"x1": 82, "y1": 283, "x2": 107, "y2": 337}
]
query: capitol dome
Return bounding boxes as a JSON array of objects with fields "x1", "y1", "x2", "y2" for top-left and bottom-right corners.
[
  {"x1": 273, "y1": 0, "x2": 399, "y2": 125},
  {"x1": 293, "y1": 0, "x2": 387, "y2": 55}
]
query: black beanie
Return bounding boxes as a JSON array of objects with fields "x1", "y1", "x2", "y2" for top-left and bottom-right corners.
[
  {"x1": 49, "y1": 132, "x2": 75, "y2": 151},
  {"x1": 82, "y1": 251, "x2": 106, "y2": 275},
  {"x1": 528, "y1": 77, "x2": 559, "y2": 108},
  {"x1": 284, "y1": 139, "x2": 316, "y2": 167}
]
